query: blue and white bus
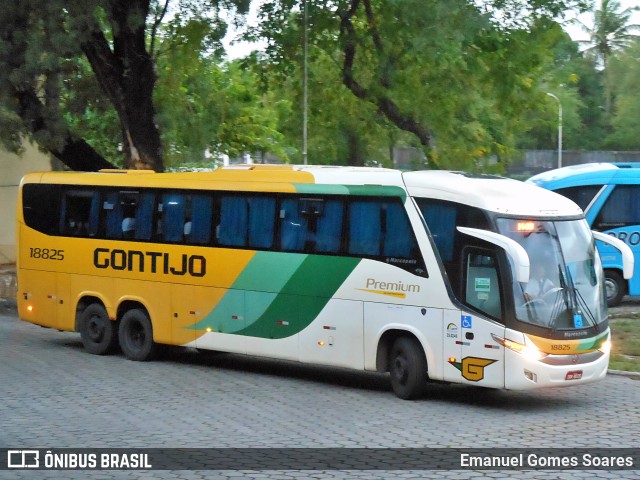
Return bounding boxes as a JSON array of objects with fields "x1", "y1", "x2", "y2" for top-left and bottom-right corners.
[{"x1": 528, "y1": 163, "x2": 640, "y2": 306}]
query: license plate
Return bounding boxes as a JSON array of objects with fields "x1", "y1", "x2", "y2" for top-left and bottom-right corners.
[{"x1": 565, "y1": 370, "x2": 583, "y2": 380}]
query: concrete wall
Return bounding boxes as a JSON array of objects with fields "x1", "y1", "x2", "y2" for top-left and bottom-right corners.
[
  {"x1": 509, "y1": 150, "x2": 640, "y2": 175},
  {"x1": 0, "y1": 142, "x2": 52, "y2": 264}
]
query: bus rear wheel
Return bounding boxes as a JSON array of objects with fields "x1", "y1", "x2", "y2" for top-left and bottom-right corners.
[
  {"x1": 79, "y1": 304, "x2": 118, "y2": 355},
  {"x1": 119, "y1": 309, "x2": 156, "y2": 361},
  {"x1": 604, "y1": 270, "x2": 626, "y2": 308},
  {"x1": 389, "y1": 337, "x2": 427, "y2": 400}
]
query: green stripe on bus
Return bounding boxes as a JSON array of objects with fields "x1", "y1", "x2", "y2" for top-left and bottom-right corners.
[
  {"x1": 189, "y1": 253, "x2": 360, "y2": 338},
  {"x1": 235, "y1": 255, "x2": 360, "y2": 339},
  {"x1": 293, "y1": 183, "x2": 407, "y2": 201},
  {"x1": 577, "y1": 330, "x2": 609, "y2": 351}
]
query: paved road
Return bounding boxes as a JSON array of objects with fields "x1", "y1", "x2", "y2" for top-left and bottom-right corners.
[{"x1": 0, "y1": 309, "x2": 638, "y2": 479}]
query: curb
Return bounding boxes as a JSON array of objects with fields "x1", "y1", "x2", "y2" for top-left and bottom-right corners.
[{"x1": 608, "y1": 369, "x2": 640, "y2": 378}]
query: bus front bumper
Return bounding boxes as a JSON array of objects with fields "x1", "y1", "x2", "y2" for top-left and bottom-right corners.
[{"x1": 504, "y1": 348, "x2": 609, "y2": 390}]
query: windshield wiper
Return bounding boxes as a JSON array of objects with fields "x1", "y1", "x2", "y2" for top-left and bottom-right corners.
[
  {"x1": 551, "y1": 265, "x2": 597, "y2": 331},
  {"x1": 548, "y1": 264, "x2": 570, "y2": 330}
]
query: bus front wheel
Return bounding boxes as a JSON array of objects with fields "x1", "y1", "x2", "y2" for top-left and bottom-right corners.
[
  {"x1": 119, "y1": 309, "x2": 156, "y2": 361},
  {"x1": 389, "y1": 337, "x2": 427, "y2": 400},
  {"x1": 604, "y1": 270, "x2": 626, "y2": 308},
  {"x1": 79, "y1": 304, "x2": 118, "y2": 355}
]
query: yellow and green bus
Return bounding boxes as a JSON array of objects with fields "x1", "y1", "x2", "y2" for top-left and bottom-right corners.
[{"x1": 17, "y1": 165, "x2": 631, "y2": 399}]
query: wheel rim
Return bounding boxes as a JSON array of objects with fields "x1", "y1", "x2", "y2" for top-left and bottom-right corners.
[
  {"x1": 392, "y1": 354, "x2": 409, "y2": 385},
  {"x1": 605, "y1": 278, "x2": 619, "y2": 301},
  {"x1": 127, "y1": 321, "x2": 145, "y2": 350},
  {"x1": 87, "y1": 315, "x2": 105, "y2": 343}
]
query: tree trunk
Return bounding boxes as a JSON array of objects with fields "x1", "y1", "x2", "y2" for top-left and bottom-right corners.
[
  {"x1": 338, "y1": 0, "x2": 436, "y2": 167},
  {"x1": 79, "y1": 0, "x2": 164, "y2": 172},
  {"x1": 15, "y1": 88, "x2": 116, "y2": 171}
]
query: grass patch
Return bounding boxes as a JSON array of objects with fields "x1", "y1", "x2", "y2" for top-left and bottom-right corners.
[{"x1": 609, "y1": 318, "x2": 640, "y2": 373}]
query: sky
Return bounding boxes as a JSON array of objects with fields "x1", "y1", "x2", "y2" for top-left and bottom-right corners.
[
  {"x1": 223, "y1": 0, "x2": 640, "y2": 59},
  {"x1": 565, "y1": 0, "x2": 640, "y2": 42}
]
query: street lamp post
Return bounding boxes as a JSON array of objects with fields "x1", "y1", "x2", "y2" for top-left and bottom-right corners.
[
  {"x1": 302, "y1": 0, "x2": 308, "y2": 165},
  {"x1": 546, "y1": 92, "x2": 562, "y2": 169}
]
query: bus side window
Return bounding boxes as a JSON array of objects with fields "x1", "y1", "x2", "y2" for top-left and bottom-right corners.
[
  {"x1": 134, "y1": 193, "x2": 155, "y2": 241},
  {"x1": 60, "y1": 190, "x2": 100, "y2": 237},
  {"x1": 554, "y1": 185, "x2": 603, "y2": 211},
  {"x1": 593, "y1": 185, "x2": 640, "y2": 230},
  {"x1": 161, "y1": 193, "x2": 186, "y2": 242},
  {"x1": 349, "y1": 201, "x2": 382, "y2": 256},
  {"x1": 104, "y1": 192, "x2": 123, "y2": 239},
  {"x1": 188, "y1": 194, "x2": 213, "y2": 245},
  {"x1": 120, "y1": 192, "x2": 139, "y2": 239},
  {"x1": 217, "y1": 195, "x2": 276, "y2": 249},
  {"x1": 315, "y1": 200, "x2": 343, "y2": 254},
  {"x1": 420, "y1": 202, "x2": 457, "y2": 262},
  {"x1": 280, "y1": 197, "x2": 343, "y2": 254},
  {"x1": 382, "y1": 201, "x2": 416, "y2": 258},
  {"x1": 248, "y1": 197, "x2": 275, "y2": 249},
  {"x1": 280, "y1": 198, "x2": 306, "y2": 251},
  {"x1": 463, "y1": 249, "x2": 502, "y2": 320},
  {"x1": 22, "y1": 184, "x2": 61, "y2": 236},
  {"x1": 218, "y1": 196, "x2": 248, "y2": 247},
  {"x1": 348, "y1": 199, "x2": 418, "y2": 259}
]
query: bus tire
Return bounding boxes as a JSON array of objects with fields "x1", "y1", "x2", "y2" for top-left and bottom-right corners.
[
  {"x1": 604, "y1": 270, "x2": 626, "y2": 308},
  {"x1": 79, "y1": 304, "x2": 118, "y2": 355},
  {"x1": 389, "y1": 337, "x2": 427, "y2": 400},
  {"x1": 119, "y1": 309, "x2": 156, "y2": 361}
]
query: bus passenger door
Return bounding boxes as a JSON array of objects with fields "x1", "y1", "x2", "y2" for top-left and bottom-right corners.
[{"x1": 454, "y1": 249, "x2": 505, "y2": 388}]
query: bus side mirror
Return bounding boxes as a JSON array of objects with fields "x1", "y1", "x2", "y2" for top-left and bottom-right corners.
[
  {"x1": 457, "y1": 227, "x2": 530, "y2": 283},
  {"x1": 592, "y1": 231, "x2": 634, "y2": 280}
]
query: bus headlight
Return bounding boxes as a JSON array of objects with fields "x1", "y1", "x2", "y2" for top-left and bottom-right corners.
[
  {"x1": 492, "y1": 334, "x2": 547, "y2": 361},
  {"x1": 598, "y1": 338, "x2": 612, "y2": 355}
]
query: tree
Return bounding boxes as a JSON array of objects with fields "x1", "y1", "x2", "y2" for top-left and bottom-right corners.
[
  {"x1": 606, "y1": 38, "x2": 640, "y2": 149},
  {"x1": 252, "y1": 0, "x2": 590, "y2": 169},
  {"x1": 578, "y1": 0, "x2": 639, "y2": 69},
  {"x1": 576, "y1": 0, "x2": 640, "y2": 113},
  {"x1": 0, "y1": 0, "x2": 250, "y2": 172}
]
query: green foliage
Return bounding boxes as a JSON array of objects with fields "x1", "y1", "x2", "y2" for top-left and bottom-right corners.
[
  {"x1": 606, "y1": 39, "x2": 640, "y2": 150},
  {"x1": 61, "y1": 57, "x2": 124, "y2": 167},
  {"x1": 4, "y1": 0, "x2": 640, "y2": 174},
  {"x1": 252, "y1": 0, "x2": 584, "y2": 170},
  {"x1": 154, "y1": 22, "x2": 292, "y2": 167}
]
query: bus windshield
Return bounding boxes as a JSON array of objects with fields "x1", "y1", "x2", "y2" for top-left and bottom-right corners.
[{"x1": 496, "y1": 218, "x2": 606, "y2": 330}]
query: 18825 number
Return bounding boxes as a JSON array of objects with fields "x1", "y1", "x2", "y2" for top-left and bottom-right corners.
[{"x1": 29, "y1": 248, "x2": 65, "y2": 261}]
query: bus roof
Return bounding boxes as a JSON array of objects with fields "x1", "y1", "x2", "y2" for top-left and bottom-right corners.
[
  {"x1": 527, "y1": 162, "x2": 640, "y2": 189},
  {"x1": 24, "y1": 165, "x2": 403, "y2": 187},
  {"x1": 22, "y1": 165, "x2": 581, "y2": 217},
  {"x1": 403, "y1": 170, "x2": 582, "y2": 217}
]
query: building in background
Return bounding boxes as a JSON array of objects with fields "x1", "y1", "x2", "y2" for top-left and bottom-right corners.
[{"x1": 0, "y1": 142, "x2": 51, "y2": 264}]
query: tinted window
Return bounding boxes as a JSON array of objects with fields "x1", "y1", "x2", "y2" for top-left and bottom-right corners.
[
  {"x1": 218, "y1": 195, "x2": 275, "y2": 248},
  {"x1": 554, "y1": 185, "x2": 603, "y2": 211},
  {"x1": 22, "y1": 184, "x2": 425, "y2": 275},
  {"x1": 416, "y1": 198, "x2": 491, "y2": 297},
  {"x1": 593, "y1": 185, "x2": 640, "y2": 230},
  {"x1": 60, "y1": 190, "x2": 101, "y2": 237},
  {"x1": 103, "y1": 191, "x2": 154, "y2": 240},
  {"x1": 22, "y1": 184, "x2": 61, "y2": 235},
  {"x1": 280, "y1": 197, "x2": 344, "y2": 254}
]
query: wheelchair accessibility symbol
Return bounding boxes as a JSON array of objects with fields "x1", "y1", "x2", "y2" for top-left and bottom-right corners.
[{"x1": 461, "y1": 315, "x2": 473, "y2": 329}]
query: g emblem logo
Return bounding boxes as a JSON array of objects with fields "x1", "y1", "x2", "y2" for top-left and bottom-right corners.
[{"x1": 449, "y1": 357, "x2": 497, "y2": 381}]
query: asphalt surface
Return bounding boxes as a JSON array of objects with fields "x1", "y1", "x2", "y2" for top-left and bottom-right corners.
[{"x1": 0, "y1": 304, "x2": 638, "y2": 479}]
